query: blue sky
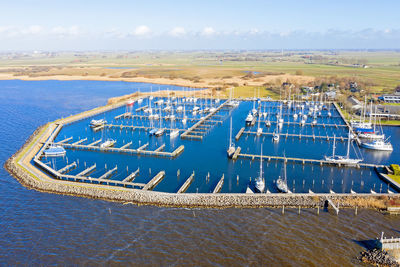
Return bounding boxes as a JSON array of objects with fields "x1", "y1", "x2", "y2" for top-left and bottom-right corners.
[{"x1": 0, "y1": 0, "x2": 399, "y2": 50}]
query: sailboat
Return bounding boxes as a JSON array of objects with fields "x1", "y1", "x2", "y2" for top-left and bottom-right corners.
[
  {"x1": 155, "y1": 108, "x2": 165, "y2": 137},
  {"x1": 227, "y1": 117, "x2": 236, "y2": 158},
  {"x1": 254, "y1": 147, "x2": 265, "y2": 193},
  {"x1": 276, "y1": 162, "x2": 290, "y2": 193},
  {"x1": 324, "y1": 129, "x2": 362, "y2": 165},
  {"x1": 256, "y1": 114, "x2": 262, "y2": 136},
  {"x1": 245, "y1": 112, "x2": 254, "y2": 126}
]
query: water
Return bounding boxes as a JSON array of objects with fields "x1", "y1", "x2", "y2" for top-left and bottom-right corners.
[
  {"x1": 1, "y1": 80, "x2": 399, "y2": 265},
  {"x1": 48, "y1": 96, "x2": 399, "y2": 194}
]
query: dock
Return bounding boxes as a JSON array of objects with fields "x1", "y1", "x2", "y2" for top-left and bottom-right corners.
[
  {"x1": 177, "y1": 172, "x2": 195, "y2": 193},
  {"x1": 154, "y1": 144, "x2": 165, "y2": 152},
  {"x1": 181, "y1": 100, "x2": 228, "y2": 140},
  {"x1": 72, "y1": 138, "x2": 87, "y2": 145},
  {"x1": 57, "y1": 137, "x2": 73, "y2": 144},
  {"x1": 98, "y1": 166, "x2": 117, "y2": 180},
  {"x1": 212, "y1": 174, "x2": 224, "y2": 193},
  {"x1": 242, "y1": 131, "x2": 348, "y2": 141},
  {"x1": 135, "y1": 105, "x2": 148, "y2": 112},
  {"x1": 58, "y1": 162, "x2": 77, "y2": 174},
  {"x1": 235, "y1": 127, "x2": 245, "y2": 141},
  {"x1": 92, "y1": 125, "x2": 104, "y2": 132},
  {"x1": 76, "y1": 163, "x2": 96, "y2": 177},
  {"x1": 142, "y1": 171, "x2": 165, "y2": 191},
  {"x1": 120, "y1": 141, "x2": 132, "y2": 149},
  {"x1": 377, "y1": 172, "x2": 400, "y2": 191},
  {"x1": 122, "y1": 168, "x2": 140, "y2": 182},
  {"x1": 88, "y1": 139, "x2": 102, "y2": 146},
  {"x1": 237, "y1": 153, "x2": 384, "y2": 168},
  {"x1": 232, "y1": 147, "x2": 241, "y2": 160},
  {"x1": 114, "y1": 112, "x2": 131, "y2": 120},
  {"x1": 137, "y1": 142, "x2": 149, "y2": 151}
]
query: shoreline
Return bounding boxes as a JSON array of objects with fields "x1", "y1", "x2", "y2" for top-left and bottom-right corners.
[{"x1": 3, "y1": 92, "x2": 400, "y2": 210}]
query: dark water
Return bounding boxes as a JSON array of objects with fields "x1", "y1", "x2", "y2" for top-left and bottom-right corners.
[{"x1": 1, "y1": 80, "x2": 399, "y2": 266}]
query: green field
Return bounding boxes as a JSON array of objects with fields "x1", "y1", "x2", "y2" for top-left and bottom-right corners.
[{"x1": 1, "y1": 50, "x2": 399, "y2": 95}]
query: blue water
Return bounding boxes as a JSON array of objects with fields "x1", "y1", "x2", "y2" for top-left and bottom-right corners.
[
  {"x1": 45, "y1": 96, "x2": 400, "y2": 194},
  {"x1": 1, "y1": 80, "x2": 399, "y2": 265}
]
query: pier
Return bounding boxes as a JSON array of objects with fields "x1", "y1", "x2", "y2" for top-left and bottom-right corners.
[
  {"x1": 76, "y1": 163, "x2": 96, "y2": 177},
  {"x1": 242, "y1": 131, "x2": 348, "y2": 141},
  {"x1": 177, "y1": 172, "x2": 195, "y2": 193},
  {"x1": 237, "y1": 153, "x2": 384, "y2": 168},
  {"x1": 120, "y1": 141, "x2": 132, "y2": 149},
  {"x1": 122, "y1": 168, "x2": 140, "y2": 182},
  {"x1": 181, "y1": 100, "x2": 229, "y2": 140},
  {"x1": 235, "y1": 127, "x2": 245, "y2": 141},
  {"x1": 98, "y1": 166, "x2": 118, "y2": 180},
  {"x1": 51, "y1": 142, "x2": 184, "y2": 158},
  {"x1": 232, "y1": 147, "x2": 241, "y2": 160},
  {"x1": 142, "y1": 171, "x2": 165, "y2": 191},
  {"x1": 88, "y1": 139, "x2": 102, "y2": 146},
  {"x1": 58, "y1": 162, "x2": 77, "y2": 174},
  {"x1": 57, "y1": 137, "x2": 73, "y2": 144},
  {"x1": 212, "y1": 174, "x2": 224, "y2": 193},
  {"x1": 72, "y1": 138, "x2": 87, "y2": 145}
]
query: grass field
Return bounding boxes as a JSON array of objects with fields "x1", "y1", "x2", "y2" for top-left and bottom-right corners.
[{"x1": 1, "y1": 50, "x2": 399, "y2": 97}]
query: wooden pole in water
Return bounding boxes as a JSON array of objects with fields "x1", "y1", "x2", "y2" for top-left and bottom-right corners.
[{"x1": 282, "y1": 205, "x2": 285, "y2": 214}]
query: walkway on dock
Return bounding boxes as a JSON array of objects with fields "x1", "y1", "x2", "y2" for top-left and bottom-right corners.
[{"x1": 237, "y1": 153, "x2": 384, "y2": 168}]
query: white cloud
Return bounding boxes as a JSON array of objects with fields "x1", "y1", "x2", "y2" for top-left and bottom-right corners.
[
  {"x1": 133, "y1": 25, "x2": 151, "y2": 37},
  {"x1": 169, "y1": 27, "x2": 186, "y2": 37},
  {"x1": 201, "y1": 27, "x2": 216, "y2": 36},
  {"x1": 23, "y1": 25, "x2": 43, "y2": 35},
  {"x1": 51, "y1": 25, "x2": 80, "y2": 37}
]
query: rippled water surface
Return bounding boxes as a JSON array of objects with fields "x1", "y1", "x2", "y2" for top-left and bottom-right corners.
[{"x1": 0, "y1": 80, "x2": 399, "y2": 266}]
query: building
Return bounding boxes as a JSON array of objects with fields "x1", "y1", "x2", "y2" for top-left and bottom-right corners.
[
  {"x1": 378, "y1": 91, "x2": 400, "y2": 103},
  {"x1": 347, "y1": 96, "x2": 362, "y2": 110}
]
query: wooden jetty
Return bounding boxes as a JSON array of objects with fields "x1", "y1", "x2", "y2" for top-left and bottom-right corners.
[
  {"x1": 181, "y1": 100, "x2": 228, "y2": 140},
  {"x1": 256, "y1": 120, "x2": 347, "y2": 128},
  {"x1": 232, "y1": 147, "x2": 241, "y2": 160},
  {"x1": 57, "y1": 137, "x2": 73, "y2": 144},
  {"x1": 237, "y1": 153, "x2": 384, "y2": 168},
  {"x1": 120, "y1": 141, "x2": 132, "y2": 149},
  {"x1": 235, "y1": 127, "x2": 245, "y2": 141},
  {"x1": 92, "y1": 125, "x2": 104, "y2": 132},
  {"x1": 154, "y1": 144, "x2": 165, "y2": 152},
  {"x1": 58, "y1": 162, "x2": 77, "y2": 174},
  {"x1": 177, "y1": 172, "x2": 195, "y2": 193},
  {"x1": 72, "y1": 138, "x2": 87, "y2": 145},
  {"x1": 114, "y1": 112, "x2": 131, "y2": 120},
  {"x1": 98, "y1": 166, "x2": 117, "y2": 180},
  {"x1": 212, "y1": 174, "x2": 224, "y2": 193},
  {"x1": 142, "y1": 171, "x2": 165, "y2": 191},
  {"x1": 52, "y1": 141, "x2": 184, "y2": 158},
  {"x1": 137, "y1": 142, "x2": 149, "y2": 151},
  {"x1": 76, "y1": 163, "x2": 96, "y2": 177},
  {"x1": 379, "y1": 234, "x2": 400, "y2": 250},
  {"x1": 243, "y1": 131, "x2": 348, "y2": 141},
  {"x1": 130, "y1": 114, "x2": 222, "y2": 124},
  {"x1": 88, "y1": 139, "x2": 102, "y2": 146},
  {"x1": 122, "y1": 168, "x2": 140, "y2": 183},
  {"x1": 135, "y1": 105, "x2": 148, "y2": 112},
  {"x1": 377, "y1": 172, "x2": 400, "y2": 191}
]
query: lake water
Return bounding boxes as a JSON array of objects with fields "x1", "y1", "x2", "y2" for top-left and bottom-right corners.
[{"x1": 1, "y1": 80, "x2": 399, "y2": 265}]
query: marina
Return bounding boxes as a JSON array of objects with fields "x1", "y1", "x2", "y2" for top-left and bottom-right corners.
[{"x1": 14, "y1": 92, "x2": 397, "y2": 198}]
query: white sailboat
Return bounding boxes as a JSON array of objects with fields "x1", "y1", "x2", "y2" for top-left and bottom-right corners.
[
  {"x1": 227, "y1": 117, "x2": 236, "y2": 158},
  {"x1": 324, "y1": 130, "x2": 362, "y2": 165},
  {"x1": 276, "y1": 162, "x2": 290, "y2": 193},
  {"x1": 255, "y1": 147, "x2": 265, "y2": 193}
]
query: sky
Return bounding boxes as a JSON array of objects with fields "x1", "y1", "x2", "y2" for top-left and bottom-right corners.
[{"x1": 0, "y1": 0, "x2": 399, "y2": 51}]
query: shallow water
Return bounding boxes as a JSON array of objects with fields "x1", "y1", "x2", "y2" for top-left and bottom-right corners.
[{"x1": 0, "y1": 80, "x2": 399, "y2": 265}]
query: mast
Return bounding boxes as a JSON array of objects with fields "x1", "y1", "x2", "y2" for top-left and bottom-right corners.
[
  {"x1": 229, "y1": 117, "x2": 233, "y2": 147},
  {"x1": 332, "y1": 135, "x2": 336, "y2": 157},
  {"x1": 346, "y1": 128, "x2": 351, "y2": 159},
  {"x1": 259, "y1": 146, "x2": 263, "y2": 179}
]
